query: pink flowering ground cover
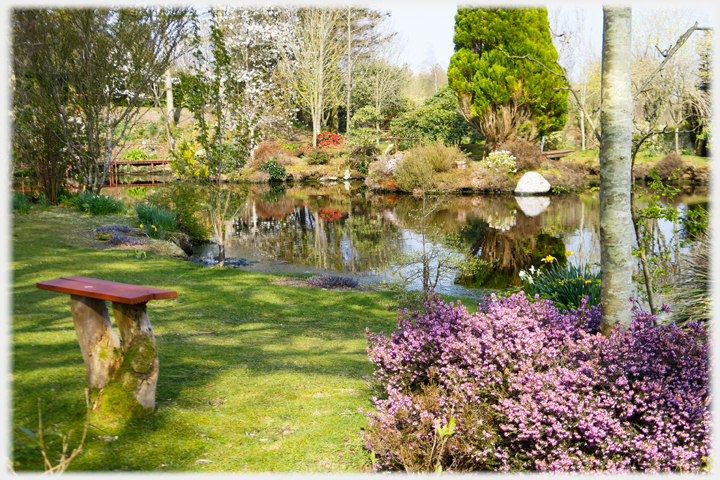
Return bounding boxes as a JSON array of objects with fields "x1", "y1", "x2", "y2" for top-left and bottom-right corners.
[{"x1": 363, "y1": 293, "x2": 710, "y2": 472}]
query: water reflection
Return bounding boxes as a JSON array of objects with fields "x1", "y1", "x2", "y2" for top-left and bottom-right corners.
[{"x1": 190, "y1": 182, "x2": 706, "y2": 299}]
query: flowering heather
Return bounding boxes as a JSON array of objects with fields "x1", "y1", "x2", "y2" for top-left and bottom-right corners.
[
  {"x1": 107, "y1": 234, "x2": 146, "y2": 246},
  {"x1": 364, "y1": 293, "x2": 709, "y2": 472},
  {"x1": 307, "y1": 275, "x2": 359, "y2": 289},
  {"x1": 94, "y1": 224, "x2": 131, "y2": 234}
]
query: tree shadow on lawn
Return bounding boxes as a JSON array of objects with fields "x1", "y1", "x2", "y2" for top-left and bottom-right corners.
[{"x1": 12, "y1": 270, "x2": 400, "y2": 471}]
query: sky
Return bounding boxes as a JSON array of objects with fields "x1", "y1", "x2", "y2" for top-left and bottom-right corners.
[{"x1": 377, "y1": 2, "x2": 715, "y2": 73}]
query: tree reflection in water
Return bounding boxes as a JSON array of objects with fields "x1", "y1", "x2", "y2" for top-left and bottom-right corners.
[{"x1": 190, "y1": 182, "x2": 703, "y2": 299}]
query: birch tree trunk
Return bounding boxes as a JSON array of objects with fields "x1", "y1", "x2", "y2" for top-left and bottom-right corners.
[{"x1": 598, "y1": 7, "x2": 634, "y2": 335}]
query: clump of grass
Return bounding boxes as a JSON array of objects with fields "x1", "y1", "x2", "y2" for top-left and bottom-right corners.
[
  {"x1": 307, "y1": 275, "x2": 359, "y2": 289},
  {"x1": 135, "y1": 203, "x2": 177, "y2": 239},
  {"x1": 13, "y1": 192, "x2": 31, "y2": 214},
  {"x1": 72, "y1": 192, "x2": 126, "y2": 215},
  {"x1": 667, "y1": 234, "x2": 710, "y2": 330},
  {"x1": 521, "y1": 261, "x2": 601, "y2": 311}
]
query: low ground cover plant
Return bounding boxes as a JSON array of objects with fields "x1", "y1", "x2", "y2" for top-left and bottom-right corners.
[
  {"x1": 307, "y1": 274, "x2": 359, "y2": 289},
  {"x1": 364, "y1": 293, "x2": 709, "y2": 472}
]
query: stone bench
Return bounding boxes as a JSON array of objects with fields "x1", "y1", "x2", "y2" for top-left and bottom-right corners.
[{"x1": 36, "y1": 276, "x2": 177, "y2": 417}]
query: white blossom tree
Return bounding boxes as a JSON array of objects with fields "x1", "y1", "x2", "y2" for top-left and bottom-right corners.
[
  {"x1": 219, "y1": 6, "x2": 296, "y2": 150},
  {"x1": 280, "y1": 7, "x2": 343, "y2": 147}
]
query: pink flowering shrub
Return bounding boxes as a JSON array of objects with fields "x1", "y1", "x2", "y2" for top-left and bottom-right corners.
[{"x1": 364, "y1": 293, "x2": 709, "y2": 472}]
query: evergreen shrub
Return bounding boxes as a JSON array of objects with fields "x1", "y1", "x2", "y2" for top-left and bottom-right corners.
[
  {"x1": 364, "y1": 293, "x2": 709, "y2": 472},
  {"x1": 304, "y1": 147, "x2": 330, "y2": 165}
]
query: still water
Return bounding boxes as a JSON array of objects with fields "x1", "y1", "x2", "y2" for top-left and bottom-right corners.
[{"x1": 188, "y1": 182, "x2": 708, "y2": 302}]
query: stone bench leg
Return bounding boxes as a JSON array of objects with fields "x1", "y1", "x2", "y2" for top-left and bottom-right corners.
[
  {"x1": 111, "y1": 301, "x2": 159, "y2": 411},
  {"x1": 70, "y1": 295, "x2": 122, "y2": 389}
]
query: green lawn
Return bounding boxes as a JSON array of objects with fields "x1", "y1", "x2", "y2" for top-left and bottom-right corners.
[{"x1": 10, "y1": 206, "x2": 467, "y2": 472}]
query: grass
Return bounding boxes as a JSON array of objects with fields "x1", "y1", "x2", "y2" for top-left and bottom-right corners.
[{"x1": 9, "y1": 205, "x2": 477, "y2": 473}]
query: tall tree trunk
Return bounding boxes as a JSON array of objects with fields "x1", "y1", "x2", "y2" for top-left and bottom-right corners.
[
  {"x1": 598, "y1": 7, "x2": 634, "y2": 336},
  {"x1": 346, "y1": 8, "x2": 352, "y2": 133}
]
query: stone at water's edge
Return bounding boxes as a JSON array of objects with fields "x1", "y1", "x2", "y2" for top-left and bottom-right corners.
[
  {"x1": 515, "y1": 196, "x2": 551, "y2": 217},
  {"x1": 514, "y1": 171, "x2": 551, "y2": 194}
]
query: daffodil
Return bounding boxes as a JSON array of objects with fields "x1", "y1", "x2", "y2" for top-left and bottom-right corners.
[
  {"x1": 139, "y1": 224, "x2": 144, "y2": 228},
  {"x1": 585, "y1": 280, "x2": 592, "y2": 284},
  {"x1": 151, "y1": 225, "x2": 157, "y2": 231},
  {"x1": 542, "y1": 255, "x2": 556, "y2": 263},
  {"x1": 566, "y1": 250, "x2": 574, "y2": 256}
]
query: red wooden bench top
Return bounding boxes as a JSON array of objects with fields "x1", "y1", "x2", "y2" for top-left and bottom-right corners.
[{"x1": 37, "y1": 276, "x2": 177, "y2": 305}]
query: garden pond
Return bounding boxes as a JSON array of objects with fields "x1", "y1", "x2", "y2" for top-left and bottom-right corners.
[{"x1": 172, "y1": 181, "x2": 709, "y2": 303}]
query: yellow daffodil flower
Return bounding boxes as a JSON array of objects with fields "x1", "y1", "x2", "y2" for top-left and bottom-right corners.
[
  {"x1": 139, "y1": 224, "x2": 144, "y2": 228},
  {"x1": 542, "y1": 255, "x2": 556, "y2": 263},
  {"x1": 566, "y1": 250, "x2": 574, "y2": 256},
  {"x1": 585, "y1": 280, "x2": 592, "y2": 284}
]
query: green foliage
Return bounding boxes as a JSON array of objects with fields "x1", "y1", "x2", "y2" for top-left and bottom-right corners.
[
  {"x1": 394, "y1": 153, "x2": 436, "y2": 192},
  {"x1": 13, "y1": 192, "x2": 31, "y2": 214},
  {"x1": 394, "y1": 144, "x2": 468, "y2": 192},
  {"x1": 259, "y1": 160, "x2": 286, "y2": 181},
  {"x1": 72, "y1": 192, "x2": 126, "y2": 215},
  {"x1": 447, "y1": 7, "x2": 568, "y2": 142},
  {"x1": 145, "y1": 183, "x2": 210, "y2": 243},
  {"x1": 170, "y1": 137, "x2": 209, "y2": 180},
  {"x1": 126, "y1": 186, "x2": 149, "y2": 200},
  {"x1": 521, "y1": 261, "x2": 601, "y2": 310},
  {"x1": 123, "y1": 148, "x2": 151, "y2": 161},
  {"x1": 346, "y1": 106, "x2": 382, "y2": 156},
  {"x1": 349, "y1": 154, "x2": 372, "y2": 175},
  {"x1": 135, "y1": 203, "x2": 177, "y2": 239},
  {"x1": 388, "y1": 85, "x2": 476, "y2": 145},
  {"x1": 304, "y1": 147, "x2": 330, "y2": 165}
]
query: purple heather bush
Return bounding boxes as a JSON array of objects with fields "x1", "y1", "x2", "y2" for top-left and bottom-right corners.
[
  {"x1": 107, "y1": 233, "x2": 146, "y2": 246},
  {"x1": 363, "y1": 293, "x2": 709, "y2": 473},
  {"x1": 307, "y1": 274, "x2": 359, "y2": 289}
]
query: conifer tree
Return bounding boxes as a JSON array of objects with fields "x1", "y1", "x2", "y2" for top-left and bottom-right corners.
[{"x1": 447, "y1": 7, "x2": 568, "y2": 149}]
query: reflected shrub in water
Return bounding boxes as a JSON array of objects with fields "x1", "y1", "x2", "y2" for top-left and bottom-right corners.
[
  {"x1": 521, "y1": 262, "x2": 601, "y2": 310},
  {"x1": 306, "y1": 275, "x2": 359, "y2": 289},
  {"x1": 364, "y1": 294, "x2": 709, "y2": 472}
]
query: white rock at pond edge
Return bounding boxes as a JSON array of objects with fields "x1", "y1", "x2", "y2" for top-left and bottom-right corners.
[{"x1": 515, "y1": 171, "x2": 551, "y2": 194}]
